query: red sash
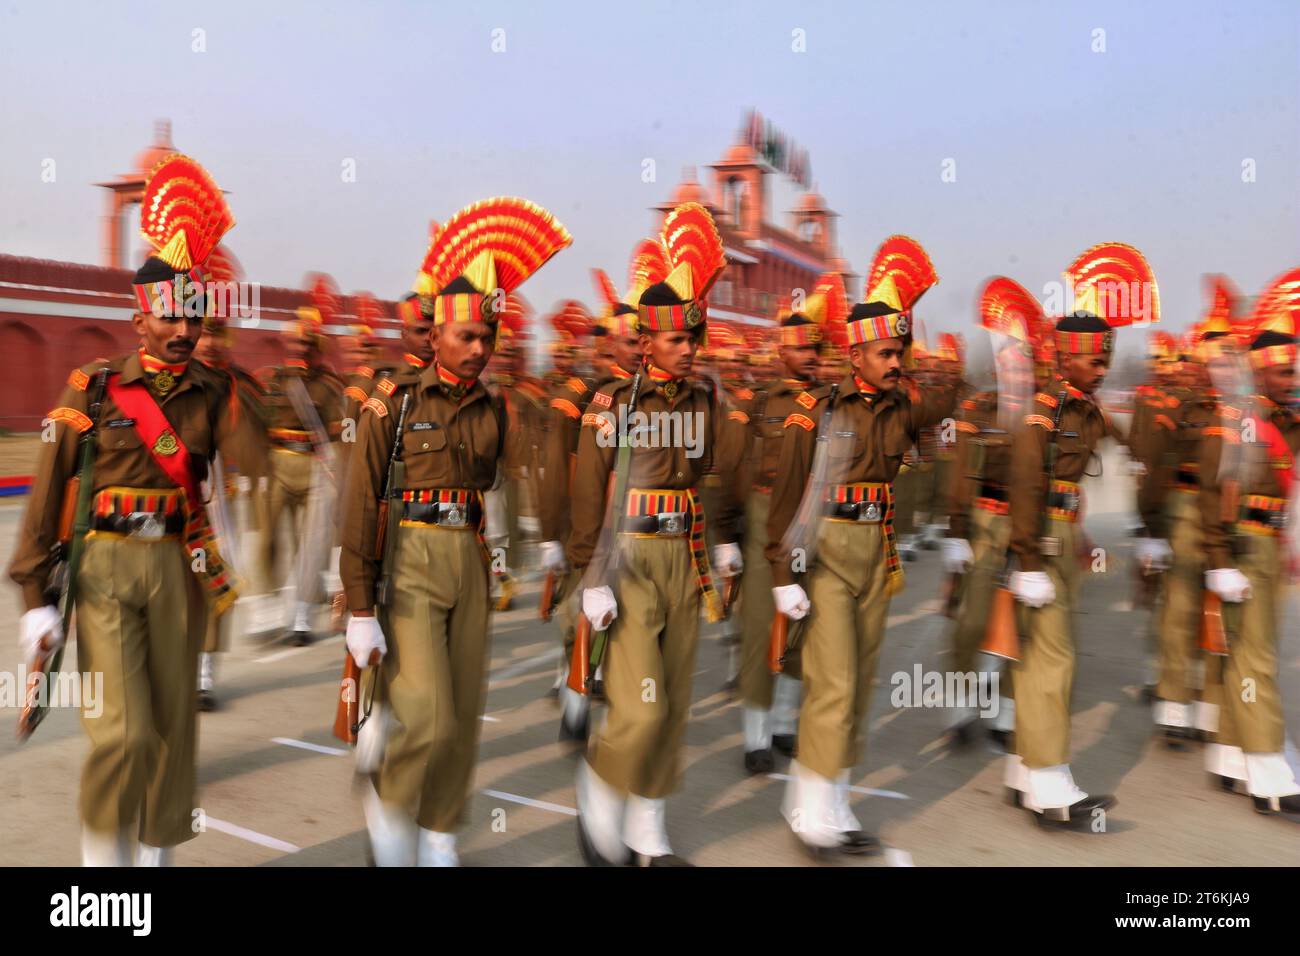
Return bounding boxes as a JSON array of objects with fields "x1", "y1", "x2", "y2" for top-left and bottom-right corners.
[{"x1": 105, "y1": 375, "x2": 240, "y2": 614}]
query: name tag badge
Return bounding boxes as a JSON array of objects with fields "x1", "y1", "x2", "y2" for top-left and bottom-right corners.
[
  {"x1": 1060, "y1": 431, "x2": 1080, "y2": 439},
  {"x1": 409, "y1": 421, "x2": 438, "y2": 431},
  {"x1": 107, "y1": 418, "x2": 136, "y2": 428}
]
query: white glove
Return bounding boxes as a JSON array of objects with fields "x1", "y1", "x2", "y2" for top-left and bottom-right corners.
[
  {"x1": 1206, "y1": 568, "x2": 1251, "y2": 603},
  {"x1": 582, "y1": 586, "x2": 618, "y2": 631},
  {"x1": 19, "y1": 606, "x2": 63, "y2": 662},
  {"x1": 712, "y1": 542, "x2": 743, "y2": 576},
  {"x1": 539, "y1": 540, "x2": 567, "y2": 573},
  {"x1": 1128, "y1": 459, "x2": 1147, "y2": 478},
  {"x1": 1009, "y1": 570, "x2": 1056, "y2": 608},
  {"x1": 941, "y1": 538, "x2": 974, "y2": 574},
  {"x1": 345, "y1": 615, "x2": 387, "y2": 667},
  {"x1": 1135, "y1": 537, "x2": 1173, "y2": 571},
  {"x1": 772, "y1": 584, "x2": 811, "y2": 621}
]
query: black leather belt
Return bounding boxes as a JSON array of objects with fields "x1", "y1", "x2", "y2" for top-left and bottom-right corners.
[
  {"x1": 623, "y1": 512, "x2": 690, "y2": 535},
  {"x1": 1175, "y1": 468, "x2": 1199, "y2": 487},
  {"x1": 828, "y1": 500, "x2": 886, "y2": 523},
  {"x1": 979, "y1": 483, "x2": 1008, "y2": 502},
  {"x1": 1047, "y1": 489, "x2": 1081, "y2": 513},
  {"x1": 401, "y1": 500, "x2": 482, "y2": 527},
  {"x1": 1242, "y1": 507, "x2": 1286, "y2": 529},
  {"x1": 90, "y1": 512, "x2": 186, "y2": 539},
  {"x1": 273, "y1": 438, "x2": 315, "y2": 453}
]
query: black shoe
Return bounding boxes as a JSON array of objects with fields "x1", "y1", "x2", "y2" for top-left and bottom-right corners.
[
  {"x1": 1033, "y1": 794, "x2": 1116, "y2": 828},
  {"x1": 1141, "y1": 683, "x2": 1157, "y2": 704},
  {"x1": 591, "y1": 679, "x2": 606, "y2": 701},
  {"x1": 720, "y1": 675, "x2": 739, "y2": 695},
  {"x1": 1210, "y1": 773, "x2": 1248, "y2": 795},
  {"x1": 837, "y1": 830, "x2": 882, "y2": 856},
  {"x1": 559, "y1": 714, "x2": 589, "y2": 745},
  {"x1": 987, "y1": 728, "x2": 1012, "y2": 753},
  {"x1": 634, "y1": 853, "x2": 694, "y2": 867},
  {"x1": 198, "y1": 689, "x2": 218, "y2": 712},
  {"x1": 1252, "y1": 794, "x2": 1300, "y2": 817},
  {"x1": 291, "y1": 627, "x2": 314, "y2": 647},
  {"x1": 948, "y1": 718, "x2": 976, "y2": 748},
  {"x1": 1006, "y1": 787, "x2": 1025, "y2": 808},
  {"x1": 744, "y1": 748, "x2": 774, "y2": 775},
  {"x1": 1159, "y1": 726, "x2": 1190, "y2": 750},
  {"x1": 576, "y1": 815, "x2": 629, "y2": 867},
  {"x1": 772, "y1": 734, "x2": 797, "y2": 757}
]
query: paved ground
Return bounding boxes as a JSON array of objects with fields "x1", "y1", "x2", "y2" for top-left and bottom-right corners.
[{"x1": 1, "y1": 445, "x2": 1297, "y2": 866}]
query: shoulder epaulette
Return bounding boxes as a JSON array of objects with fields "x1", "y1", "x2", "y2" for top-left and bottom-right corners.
[
  {"x1": 67, "y1": 368, "x2": 90, "y2": 392},
  {"x1": 961, "y1": 398, "x2": 978, "y2": 411},
  {"x1": 356, "y1": 366, "x2": 375, "y2": 380},
  {"x1": 551, "y1": 397, "x2": 581, "y2": 420},
  {"x1": 582, "y1": 411, "x2": 615, "y2": 436},
  {"x1": 796, "y1": 391, "x2": 817, "y2": 410},
  {"x1": 728, "y1": 409, "x2": 749, "y2": 425},
  {"x1": 376, "y1": 378, "x2": 397, "y2": 397},
  {"x1": 733, "y1": 386, "x2": 755, "y2": 401},
  {"x1": 1035, "y1": 392, "x2": 1058, "y2": 410},
  {"x1": 362, "y1": 396, "x2": 388, "y2": 418},
  {"x1": 1164, "y1": 395, "x2": 1180, "y2": 409},
  {"x1": 957, "y1": 420, "x2": 980, "y2": 434},
  {"x1": 1025, "y1": 414, "x2": 1055, "y2": 430},
  {"x1": 47, "y1": 406, "x2": 93, "y2": 433},
  {"x1": 566, "y1": 377, "x2": 588, "y2": 397},
  {"x1": 1203, "y1": 426, "x2": 1238, "y2": 443},
  {"x1": 784, "y1": 413, "x2": 816, "y2": 431},
  {"x1": 343, "y1": 385, "x2": 369, "y2": 403}
]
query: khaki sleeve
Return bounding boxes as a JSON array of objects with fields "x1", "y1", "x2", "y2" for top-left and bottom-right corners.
[
  {"x1": 339, "y1": 392, "x2": 398, "y2": 612},
  {"x1": 766, "y1": 414, "x2": 816, "y2": 587},
  {"x1": 706, "y1": 392, "x2": 745, "y2": 545},
  {"x1": 565, "y1": 398, "x2": 618, "y2": 572},
  {"x1": 8, "y1": 377, "x2": 94, "y2": 611},
  {"x1": 909, "y1": 378, "x2": 959, "y2": 433},
  {"x1": 1198, "y1": 426, "x2": 1233, "y2": 571},
  {"x1": 947, "y1": 414, "x2": 978, "y2": 541},
  {"x1": 1009, "y1": 415, "x2": 1050, "y2": 572},
  {"x1": 538, "y1": 394, "x2": 582, "y2": 543},
  {"x1": 1136, "y1": 407, "x2": 1173, "y2": 538}
]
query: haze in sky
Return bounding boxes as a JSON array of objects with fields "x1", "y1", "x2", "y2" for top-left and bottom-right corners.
[{"x1": 2, "y1": 0, "x2": 1296, "y2": 341}]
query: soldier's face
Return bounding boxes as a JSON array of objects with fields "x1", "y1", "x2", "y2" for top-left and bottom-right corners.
[
  {"x1": 402, "y1": 319, "x2": 435, "y2": 362},
  {"x1": 133, "y1": 311, "x2": 201, "y2": 364},
  {"x1": 779, "y1": 344, "x2": 819, "y2": 381},
  {"x1": 610, "y1": 333, "x2": 641, "y2": 375},
  {"x1": 851, "y1": 339, "x2": 904, "y2": 390},
  {"x1": 1258, "y1": 362, "x2": 1296, "y2": 406},
  {"x1": 194, "y1": 328, "x2": 229, "y2": 366},
  {"x1": 338, "y1": 337, "x2": 364, "y2": 370},
  {"x1": 643, "y1": 328, "x2": 701, "y2": 379},
  {"x1": 1061, "y1": 351, "x2": 1110, "y2": 394},
  {"x1": 284, "y1": 336, "x2": 309, "y2": 362},
  {"x1": 435, "y1": 322, "x2": 496, "y2": 380}
]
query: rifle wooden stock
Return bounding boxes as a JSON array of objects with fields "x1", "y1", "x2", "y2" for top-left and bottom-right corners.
[
  {"x1": 768, "y1": 613, "x2": 789, "y2": 674},
  {"x1": 722, "y1": 574, "x2": 739, "y2": 616},
  {"x1": 1199, "y1": 590, "x2": 1229, "y2": 656},
  {"x1": 57, "y1": 477, "x2": 79, "y2": 545},
  {"x1": 980, "y1": 586, "x2": 1020, "y2": 662},
  {"x1": 567, "y1": 614, "x2": 592, "y2": 695},
  {"x1": 373, "y1": 499, "x2": 389, "y2": 561},
  {"x1": 16, "y1": 642, "x2": 54, "y2": 741},
  {"x1": 540, "y1": 571, "x2": 557, "y2": 622},
  {"x1": 333, "y1": 654, "x2": 362, "y2": 744},
  {"x1": 942, "y1": 571, "x2": 962, "y2": 619}
]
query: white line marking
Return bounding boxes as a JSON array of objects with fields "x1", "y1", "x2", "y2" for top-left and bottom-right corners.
[
  {"x1": 271, "y1": 737, "x2": 348, "y2": 756},
  {"x1": 481, "y1": 789, "x2": 578, "y2": 816},
  {"x1": 765, "y1": 772, "x2": 910, "y2": 801},
  {"x1": 204, "y1": 816, "x2": 301, "y2": 853},
  {"x1": 488, "y1": 647, "x2": 562, "y2": 688}
]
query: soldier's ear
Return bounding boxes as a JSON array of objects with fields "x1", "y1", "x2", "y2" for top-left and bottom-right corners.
[{"x1": 131, "y1": 311, "x2": 149, "y2": 337}]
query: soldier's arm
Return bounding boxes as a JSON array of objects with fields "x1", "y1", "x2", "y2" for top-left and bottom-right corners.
[
  {"x1": 8, "y1": 375, "x2": 93, "y2": 611},
  {"x1": 908, "y1": 376, "x2": 959, "y2": 433},
  {"x1": 1197, "y1": 425, "x2": 1234, "y2": 570},
  {"x1": 947, "y1": 404, "x2": 979, "y2": 540},
  {"x1": 213, "y1": 371, "x2": 269, "y2": 485},
  {"x1": 538, "y1": 391, "x2": 582, "y2": 542},
  {"x1": 564, "y1": 401, "x2": 617, "y2": 572},
  {"x1": 1008, "y1": 409, "x2": 1051, "y2": 572},
  {"x1": 706, "y1": 392, "x2": 746, "y2": 545},
  {"x1": 765, "y1": 412, "x2": 816, "y2": 586},
  {"x1": 1136, "y1": 403, "x2": 1174, "y2": 538},
  {"x1": 339, "y1": 393, "x2": 398, "y2": 612}
]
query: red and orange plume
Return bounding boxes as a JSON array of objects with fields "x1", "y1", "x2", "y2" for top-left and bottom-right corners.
[
  {"x1": 1247, "y1": 267, "x2": 1300, "y2": 341},
  {"x1": 1062, "y1": 242, "x2": 1160, "y2": 327},
  {"x1": 979, "y1": 276, "x2": 1043, "y2": 341},
  {"x1": 303, "y1": 272, "x2": 342, "y2": 326},
  {"x1": 549, "y1": 299, "x2": 593, "y2": 339},
  {"x1": 418, "y1": 197, "x2": 571, "y2": 296},
  {"x1": 498, "y1": 292, "x2": 532, "y2": 336},
  {"x1": 862, "y1": 235, "x2": 938, "y2": 313},
  {"x1": 591, "y1": 269, "x2": 622, "y2": 313},
  {"x1": 626, "y1": 237, "x2": 671, "y2": 303},
  {"x1": 205, "y1": 244, "x2": 243, "y2": 284},
  {"x1": 139, "y1": 154, "x2": 235, "y2": 274},
  {"x1": 660, "y1": 201, "x2": 727, "y2": 302},
  {"x1": 352, "y1": 292, "x2": 385, "y2": 328}
]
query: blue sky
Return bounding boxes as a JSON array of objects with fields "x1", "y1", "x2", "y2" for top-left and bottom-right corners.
[{"x1": 2, "y1": 0, "x2": 1296, "y2": 341}]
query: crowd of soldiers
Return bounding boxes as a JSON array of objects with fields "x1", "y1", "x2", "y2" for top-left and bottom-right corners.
[{"x1": 9, "y1": 153, "x2": 1300, "y2": 868}]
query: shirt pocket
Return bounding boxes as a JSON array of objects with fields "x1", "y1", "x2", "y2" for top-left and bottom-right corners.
[{"x1": 403, "y1": 427, "x2": 452, "y2": 485}]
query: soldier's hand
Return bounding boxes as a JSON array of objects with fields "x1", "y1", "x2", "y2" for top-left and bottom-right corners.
[
  {"x1": 941, "y1": 538, "x2": 973, "y2": 573},
  {"x1": 712, "y1": 542, "x2": 743, "y2": 576},
  {"x1": 1009, "y1": 570, "x2": 1056, "y2": 608},
  {"x1": 772, "y1": 584, "x2": 810, "y2": 620},
  {"x1": 346, "y1": 615, "x2": 388, "y2": 667},
  {"x1": 1135, "y1": 537, "x2": 1172, "y2": 572},
  {"x1": 1205, "y1": 568, "x2": 1251, "y2": 603},
  {"x1": 19, "y1": 606, "x2": 63, "y2": 663},
  {"x1": 1127, "y1": 459, "x2": 1147, "y2": 478},
  {"x1": 540, "y1": 540, "x2": 568, "y2": 573},
  {"x1": 582, "y1": 586, "x2": 618, "y2": 631}
]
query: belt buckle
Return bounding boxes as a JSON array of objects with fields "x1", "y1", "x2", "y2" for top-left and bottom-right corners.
[
  {"x1": 130, "y1": 513, "x2": 165, "y2": 541},
  {"x1": 657, "y1": 512, "x2": 686, "y2": 535},
  {"x1": 858, "y1": 501, "x2": 882, "y2": 523},
  {"x1": 1270, "y1": 511, "x2": 1287, "y2": 530},
  {"x1": 1040, "y1": 536, "x2": 1063, "y2": 557},
  {"x1": 438, "y1": 501, "x2": 468, "y2": 528}
]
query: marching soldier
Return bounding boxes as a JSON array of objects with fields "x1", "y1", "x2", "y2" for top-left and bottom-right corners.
[
  {"x1": 1198, "y1": 269, "x2": 1300, "y2": 819},
  {"x1": 1003, "y1": 242, "x2": 1154, "y2": 826},
  {"x1": 569, "y1": 202, "x2": 743, "y2": 866},
  {"x1": 734, "y1": 276, "x2": 845, "y2": 773},
  {"x1": 339, "y1": 197, "x2": 570, "y2": 865},
  {"x1": 540, "y1": 267, "x2": 642, "y2": 737},
  {"x1": 256, "y1": 283, "x2": 345, "y2": 645},
  {"x1": 10, "y1": 154, "x2": 250, "y2": 865},
  {"x1": 767, "y1": 236, "x2": 955, "y2": 857}
]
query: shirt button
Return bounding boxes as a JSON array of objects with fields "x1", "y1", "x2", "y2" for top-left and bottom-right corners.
[
  {"x1": 675, "y1": 471, "x2": 684, "y2": 479},
  {"x1": 422, "y1": 442, "x2": 429, "y2": 449},
  {"x1": 458, "y1": 442, "x2": 466, "y2": 450}
]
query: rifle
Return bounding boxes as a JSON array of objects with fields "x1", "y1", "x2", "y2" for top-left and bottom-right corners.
[
  {"x1": 539, "y1": 570, "x2": 558, "y2": 621},
  {"x1": 333, "y1": 391, "x2": 410, "y2": 745},
  {"x1": 570, "y1": 370, "x2": 643, "y2": 694},
  {"x1": 19, "y1": 367, "x2": 109, "y2": 741}
]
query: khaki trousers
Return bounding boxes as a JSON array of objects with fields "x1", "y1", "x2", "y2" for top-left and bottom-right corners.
[
  {"x1": 795, "y1": 518, "x2": 891, "y2": 779},
  {"x1": 739, "y1": 492, "x2": 801, "y2": 710},
  {"x1": 1155, "y1": 491, "x2": 1205, "y2": 704},
  {"x1": 258, "y1": 449, "x2": 314, "y2": 592},
  {"x1": 950, "y1": 507, "x2": 1011, "y2": 675},
  {"x1": 376, "y1": 524, "x2": 491, "y2": 831},
  {"x1": 1220, "y1": 533, "x2": 1286, "y2": 753},
  {"x1": 1013, "y1": 518, "x2": 1079, "y2": 768},
  {"x1": 76, "y1": 533, "x2": 206, "y2": 847},
  {"x1": 588, "y1": 535, "x2": 701, "y2": 799}
]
